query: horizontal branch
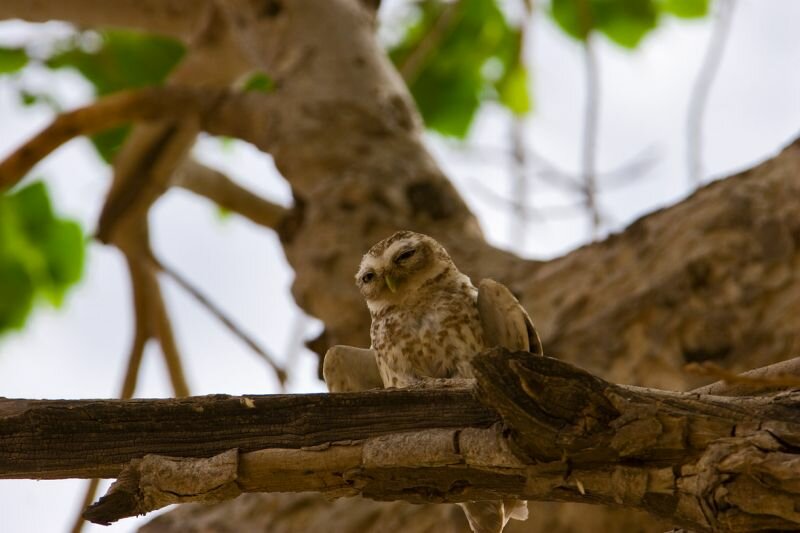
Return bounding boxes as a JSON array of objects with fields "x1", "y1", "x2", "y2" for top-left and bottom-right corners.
[
  {"x1": 0, "y1": 0, "x2": 210, "y2": 40},
  {"x1": 0, "y1": 388, "x2": 495, "y2": 479},
  {"x1": 4, "y1": 351, "x2": 800, "y2": 531}
]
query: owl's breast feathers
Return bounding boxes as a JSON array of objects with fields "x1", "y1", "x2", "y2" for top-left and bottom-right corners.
[{"x1": 370, "y1": 275, "x2": 485, "y2": 388}]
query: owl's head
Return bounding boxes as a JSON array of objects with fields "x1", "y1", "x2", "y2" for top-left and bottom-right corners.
[{"x1": 356, "y1": 231, "x2": 455, "y2": 311}]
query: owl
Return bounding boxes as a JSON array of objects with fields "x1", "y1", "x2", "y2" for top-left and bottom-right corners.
[{"x1": 348, "y1": 230, "x2": 542, "y2": 533}]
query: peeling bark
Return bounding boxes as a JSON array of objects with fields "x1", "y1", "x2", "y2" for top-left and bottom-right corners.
[{"x1": 4, "y1": 352, "x2": 800, "y2": 531}]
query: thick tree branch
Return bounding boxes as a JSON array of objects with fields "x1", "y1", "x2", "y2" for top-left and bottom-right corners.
[
  {"x1": 0, "y1": 388, "x2": 495, "y2": 479},
  {"x1": 0, "y1": 0, "x2": 211, "y2": 40},
  {"x1": 3, "y1": 352, "x2": 800, "y2": 531}
]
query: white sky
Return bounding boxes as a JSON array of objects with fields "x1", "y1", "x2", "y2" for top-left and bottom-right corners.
[{"x1": 1, "y1": 1, "x2": 799, "y2": 531}]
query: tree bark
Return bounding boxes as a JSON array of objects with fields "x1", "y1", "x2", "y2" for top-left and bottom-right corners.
[{"x1": 4, "y1": 351, "x2": 799, "y2": 531}]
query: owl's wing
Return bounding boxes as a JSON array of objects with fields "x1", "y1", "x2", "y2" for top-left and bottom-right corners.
[
  {"x1": 477, "y1": 279, "x2": 543, "y2": 355},
  {"x1": 323, "y1": 345, "x2": 384, "y2": 392}
]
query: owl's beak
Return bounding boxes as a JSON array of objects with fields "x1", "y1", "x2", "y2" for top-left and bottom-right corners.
[{"x1": 384, "y1": 274, "x2": 398, "y2": 293}]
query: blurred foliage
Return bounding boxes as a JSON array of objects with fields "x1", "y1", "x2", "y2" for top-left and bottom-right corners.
[
  {"x1": 242, "y1": 71, "x2": 274, "y2": 93},
  {"x1": 0, "y1": 47, "x2": 28, "y2": 74},
  {"x1": 45, "y1": 30, "x2": 185, "y2": 162},
  {"x1": 0, "y1": 182, "x2": 85, "y2": 335},
  {"x1": 389, "y1": 0, "x2": 531, "y2": 137},
  {"x1": 388, "y1": 0, "x2": 707, "y2": 137},
  {"x1": 551, "y1": 0, "x2": 709, "y2": 48}
]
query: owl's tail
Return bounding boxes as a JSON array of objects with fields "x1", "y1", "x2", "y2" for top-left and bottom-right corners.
[{"x1": 458, "y1": 500, "x2": 528, "y2": 533}]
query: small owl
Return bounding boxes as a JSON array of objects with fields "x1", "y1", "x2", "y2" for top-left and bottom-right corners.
[{"x1": 354, "y1": 230, "x2": 542, "y2": 533}]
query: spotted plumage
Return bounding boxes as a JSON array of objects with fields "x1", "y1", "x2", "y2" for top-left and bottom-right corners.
[
  {"x1": 357, "y1": 231, "x2": 484, "y2": 387},
  {"x1": 355, "y1": 230, "x2": 541, "y2": 533}
]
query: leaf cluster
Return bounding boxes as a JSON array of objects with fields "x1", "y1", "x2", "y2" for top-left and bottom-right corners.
[{"x1": 0, "y1": 183, "x2": 84, "y2": 334}]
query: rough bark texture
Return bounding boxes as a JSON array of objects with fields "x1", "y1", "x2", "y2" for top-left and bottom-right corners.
[
  {"x1": 0, "y1": 390, "x2": 495, "y2": 479},
  {"x1": 5, "y1": 352, "x2": 799, "y2": 531},
  {"x1": 3, "y1": 0, "x2": 800, "y2": 531}
]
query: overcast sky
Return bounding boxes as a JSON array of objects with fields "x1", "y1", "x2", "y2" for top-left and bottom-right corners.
[{"x1": 1, "y1": 1, "x2": 799, "y2": 531}]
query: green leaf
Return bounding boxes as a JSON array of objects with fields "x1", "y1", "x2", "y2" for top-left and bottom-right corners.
[
  {"x1": 389, "y1": 0, "x2": 526, "y2": 137},
  {"x1": 497, "y1": 63, "x2": 531, "y2": 115},
  {"x1": 46, "y1": 30, "x2": 185, "y2": 161},
  {"x1": 0, "y1": 261, "x2": 35, "y2": 332},
  {"x1": 0, "y1": 182, "x2": 86, "y2": 335},
  {"x1": 40, "y1": 220, "x2": 84, "y2": 305},
  {"x1": 12, "y1": 182, "x2": 56, "y2": 242},
  {"x1": 90, "y1": 126, "x2": 131, "y2": 164},
  {"x1": 551, "y1": 0, "x2": 593, "y2": 40},
  {"x1": 47, "y1": 31, "x2": 185, "y2": 95},
  {"x1": 0, "y1": 47, "x2": 28, "y2": 74},
  {"x1": 216, "y1": 205, "x2": 233, "y2": 222},
  {"x1": 551, "y1": 0, "x2": 660, "y2": 49},
  {"x1": 660, "y1": 0, "x2": 709, "y2": 18},
  {"x1": 242, "y1": 72, "x2": 274, "y2": 93}
]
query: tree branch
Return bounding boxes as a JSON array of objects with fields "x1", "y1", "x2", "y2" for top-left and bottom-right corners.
[
  {"x1": 174, "y1": 159, "x2": 288, "y2": 229},
  {"x1": 0, "y1": 0, "x2": 211, "y2": 40},
  {"x1": 152, "y1": 255, "x2": 288, "y2": 387},
  {"x1": 0, "y1": 388, "x2": 495, "y2": 480},
  {"x1": 3, "y1": 352, "x2": 799, "y2": 531},
  {"x1": 0, "y1": 86, "x2": 279, "y2": 193}
]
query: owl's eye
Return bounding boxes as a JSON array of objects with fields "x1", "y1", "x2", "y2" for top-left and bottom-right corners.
[
  {"x1": 361, "y1": 272, "x2": 376, "y2": 283},
  {"x1": 395, "y1": 248, "x2": 416, "y2": 263}
]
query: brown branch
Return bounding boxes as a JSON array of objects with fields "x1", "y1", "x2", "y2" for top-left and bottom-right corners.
[
  {"x1": 0, "y1": 388, "x2": 495, "y2": 480},
  {"x1": 70, "y1": 478, "x2": 101, "y2": 533},
  {"x1": 148, "y1": 268, "x2": 191, "y2": 398},
  {"x1": 118, "y1": 257, "x2": 154, "y2": 399},
  {"x1": 0, "y1": 87, "x2": 215, "y2": 192},
  {"x1": 152, "y1": 255, "x2": 288, "y2": 387},
  {"x1": 0, "y1": 0, "x2": 212, "y2": 40},
  {"x1": 3, "y1": 352, "x2": 800, "y2": 531},
  {"x1": 174, "y1": 159, "x2": 288, "y2": 229},
  {"x1": 0, "y1": 86, "x2": 278, "y2": 193}
]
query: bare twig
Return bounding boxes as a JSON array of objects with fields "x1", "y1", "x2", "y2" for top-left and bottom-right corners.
[
  {"x1": 466, "y1": 177, "x2": 587, "y2": 220},
  {"x1": 509, "y1": 113, "x2": 529, "y2": 244},
  {"x1": 581, "y1": 33, "x2": 601, "y2": 237},
  {"x1": 456, "y1": 143, "x2": 658, "y2": 194},
  {"x1": 175, "y1": 159, "x2": 288, "y2": 229},
  {"x1": 70, "y1": 478, "x2": 101, "y2": 533},
  {"x1": 147, "y1": 266, "x2": 191, "y2": 398},
  {"x1": 508, "y1": 1, "x2": 532, "y2": 247},
  {"x1": 281, "y1": 311, "x2": 313, "y2": 383},
  {"x1": 152, "y1": 256, "x2": 288, "y2": 388},
  {"x1": 118, "y1": 258, "x2": 154, "y2": 399},
  {"x1": 687, "y1": 0, "x2": 737, "y2": 186}
]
